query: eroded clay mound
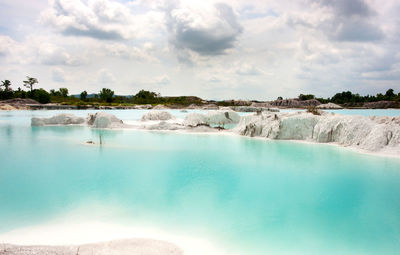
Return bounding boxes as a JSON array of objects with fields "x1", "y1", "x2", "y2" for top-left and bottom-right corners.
[
  {"x1": 31, "y1": 114, "x2": 85, "y2": 126},
  {"x1": 234, "y1": 112, "x2": 400, "y2": 153},
  {"x1": 141, "y1": 111, "x2": 174, "y2": 121},
  {"x1": 183, "y1": 111, "x2": 240, "y2": 127},
  {"x1": 87, "y1": 112, "x2": 124, "y2": 128}
]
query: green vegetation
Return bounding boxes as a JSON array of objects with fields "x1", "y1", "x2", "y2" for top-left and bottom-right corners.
[
  {"x1": 306, "y1": 106, "x2": 320, "y2": 115},
  {"x1": 99, "y1": 88, "x2": 114, "y2": 103},
  {"x1": 23, "y1": 76, "x2": 38, "y2": 92},
  {"x1": 0, "y1": 80, "x2": 13, "y2": 99},
  {"x1": 298, "y1": 94, "x2": 315, "y2": 100},
  {"x1": 1, "y1": 76, "x2": 399, "y2": 108},
  {"x1": 30, "y1": 89, "x2": 50, "y2": 104},
  {"x1": 80, "y1": 91, "x2": 88, "y2": 101},
  {"x1": 59, "y1": 88, "x2": 69, "y2": 97},
  {"x1": 298, "y1": 89, "x2": 400, "y2": 106}
]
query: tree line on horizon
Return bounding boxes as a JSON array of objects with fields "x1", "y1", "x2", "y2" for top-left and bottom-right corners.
[
  {"x1": 0, "y1": 76, "x2": 203, "y2": 105},
  {"x1": 1, "y1": 76, "x2": 400, "y2": 106},
  {"x1": 296, "y1": 89, "x2": 400, "y2": 106}
]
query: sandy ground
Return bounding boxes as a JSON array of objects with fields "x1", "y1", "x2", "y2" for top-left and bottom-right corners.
[{"x1": 1, "y1": 239, "x2": 183, "y2": 255}]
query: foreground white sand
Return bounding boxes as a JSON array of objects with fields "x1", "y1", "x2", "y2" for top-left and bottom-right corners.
[
  {"x1": 0, "y1": 219, "x2": 235, "y2": 255},
  {"x1": 2, "y1": 239, "x2": 182, "y2": 255}
]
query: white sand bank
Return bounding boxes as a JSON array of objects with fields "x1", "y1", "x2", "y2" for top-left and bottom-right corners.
[
  {"x1": 1, "y1": 239, "x2": 182, "y2": 255},
  {"x1": 0, "y1": 220, "x2": 235, "y2": 255}
]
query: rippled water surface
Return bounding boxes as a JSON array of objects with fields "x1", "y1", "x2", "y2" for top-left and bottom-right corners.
[{"x1": 1, "y1": 110, "x2": 400, "y2": 254}]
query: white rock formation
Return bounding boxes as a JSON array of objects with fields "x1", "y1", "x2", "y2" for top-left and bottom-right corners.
[
  {"x1": 141, "y1": 111, "x2": 174, "y2": 121},
  {"x1": 145, "y1": 121, "x2": 184, "y2": 130},
  {"x1": 183, "y1": 113, "x2": 207, "y2": 126},
  {"x1": 183, "y1": 110, "x2": 240, "y2": 127},
  {"x1": 152, "y1": 104, "x2": 169, "y2": 110},
  {"x1": 317, "y1": 103, "x2": 343, "y2": 109},
  {"x1": 134, "y1": 104, "x2": 152, "y2": 109},
  {"x1": 2, "y1": 239, "x2": 183, "y2": 255},
  {"x1": 186, "y1": 104, "x2": 200, "y2": 109},
  {"x1": 0, "y1": 104, "x2": 17, "y2": 110},
  {"x1": 232, "y1": 106, "x2": 280, "y2": 112},
  {"x1": 202, "y1": 104, "x2": 219, "y2": 110},
  {"x1": 87, "y1": 112, "x2": 124, "y2": 128},
  {"x1": 234, "y1": 112, "x2": 400, "y2": 154},
  {"x1": 219, "y1": 106, "x2": 233, "y2": 111},
  {"x1": 31, "y1": 114, "x2": 85, "y2": 126}
]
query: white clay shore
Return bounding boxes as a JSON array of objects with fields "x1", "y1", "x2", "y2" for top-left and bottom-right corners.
[
  {"x1": 29, "y1": 110, "x2": 400, "y2": 158},
  {"x1": 0, "y1": 219, "x2": 234, "y2": 255}
]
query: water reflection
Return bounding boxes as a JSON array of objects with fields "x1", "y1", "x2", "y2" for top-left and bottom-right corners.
[{"x1": 1, "y1": 124, "x2": 13, "y2": 141}]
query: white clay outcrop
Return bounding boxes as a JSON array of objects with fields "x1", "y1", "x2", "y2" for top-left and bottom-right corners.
[
  {"x1": 317, "y1": 103, "x2": 343, "y2": 109},
  {"x1": 152, "y1": 104, "x2": 169, "y2": 110},
  {"x1": 30, "y1": 110, "x2": 400, "y2": 155},
  {"x1": 88, "y1": 112, "x2": 124, "y2": 128},
  {"x1": 234, "y1": 111, "x2": 400, "y2": 154},
  {"x1": 31, "y1": 112, "x2": 123, "y2": 128},
  {"x1": 145, "y1": 121, "x2": 184, "y2": 131},
  {"x1": 31, "y1": 114, "x2": 85, "y2": 126},
  {"x1": 183, "y1": 110, "x2": 240, "y2": 127},
  {"x1": 141, "y1": 111, "x2": 174, "y2": 121},
  {"x1": 182, "y1": 113, "x2": 207, "y2": 126}
]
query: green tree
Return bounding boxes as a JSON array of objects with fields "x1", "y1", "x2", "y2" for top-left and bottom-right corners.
[
  {"x1": 135, "y1": 90, "x2": 159, "y2": 99},
  {"x1": 80, "y1": 90, "x2": 88, "y2": 101},
  {"x1": 331, "y1": 91, "x2": 353, "y2": 104},
  {"x1": 99, "y1": 88, "x2": 114, "y2": 103},
  {"x1": 1, "y1": 80, "x2": 12, "y2": 91},
  {"x1": 23, "y1": 76, "x2": 38, "y2": 92},
  {"x1": 50, "y1": 89, "x2": 61, "y2": 97},
  {"x1": 385, "y1": 89, "x2": 395, "y2": 99},
  {"x1": 31, "y1": 89, "x2": 50, "y2": 104},
  {"x1": 0, "y1": 80, "x2": 13, "y2": 99},
  {"x1": 298, "y1": 94, "x2": 315, "y2": 100},
  {"x1": 59, "y1": 88, "x2": 69, "y2": 97},
  {"x1": 13, "y1": 87, "x2": 27, "y2": 99},
  {"x1": 132, "y1": 90, "x2": 160, "y2": 104}
]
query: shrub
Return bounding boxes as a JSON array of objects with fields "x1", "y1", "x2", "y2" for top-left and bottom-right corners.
[
  {"x1": 30, "y1": 89, "x2": 50, "y2": 104},
  {"x1": 307, "y1": 106, "x2": 320, "y2": 115}
]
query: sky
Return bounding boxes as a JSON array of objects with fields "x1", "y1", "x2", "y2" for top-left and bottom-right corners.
[{"x1": 0, "y1": 0, "x2": 400, "y2": 100}]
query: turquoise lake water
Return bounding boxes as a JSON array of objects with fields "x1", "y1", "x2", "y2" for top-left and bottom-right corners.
[{"x1": 1, "y1": 110, "x2": 400, "y2": 254}]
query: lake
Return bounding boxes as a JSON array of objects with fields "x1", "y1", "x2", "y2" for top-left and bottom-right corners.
[{"x1": 0, "y1": 109, "x2": 400, "y2": 254}]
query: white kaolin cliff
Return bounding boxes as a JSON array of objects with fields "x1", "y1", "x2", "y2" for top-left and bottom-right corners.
[
  {"x1": 234, "y1": 111, "x2": 400, "y2": 155},
  {"x1": 31, "y1": 114, "x2": 85, "y2": 126},
  {"x1": 31, "y1": 112, "x2": 124, "y2": 128},
  {"x1": 30, "y1": 111, "x2": 400, "y2": 155}
]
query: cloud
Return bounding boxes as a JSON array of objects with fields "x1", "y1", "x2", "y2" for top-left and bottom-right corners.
[
  {"x1": 0, "y1": 35, "x2": 14, "y2": 56},
  {"x1": 102, "y1": 43, "x2": 158, "y2": 62},
  {"x1": 52, "y1": 67, "x2": 66, "y2": 82},
  {"x1": 97, "y1": 68, "x2": 116, "y2": 84},
  {"x1": 317, "y1": 0, "x2": 384, "y2": 42},
  {"x1": 207, "y1": 75, "x2": 221, "y2": 83},
  {"x1": 330, "y1": 19, "x2": 384, "y2": 42},
  {"x1": 287, "y1": 0, "x2": 384, "y2": 42},
  {"x1": 317, "y1": 0, "x2": 372, "y2": 17},
  {"x1": 37, "y1": 42, "x2": 82, "y2": 65},
  {"x1": 235, "y1": 63, "x2": 263, "y2": 75},
  {"x1": 40, "y1": 0, "x2": 135, "y2": 40},
  {"x1": 1, "y1": 0, "x2": 400, "y2": 100},
  {"x1": 152, "y1": 74, "x2": 170, "y2": 85},
  {"x1": 167, "y1": 2, "x2": 243, "y2": 56}
]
